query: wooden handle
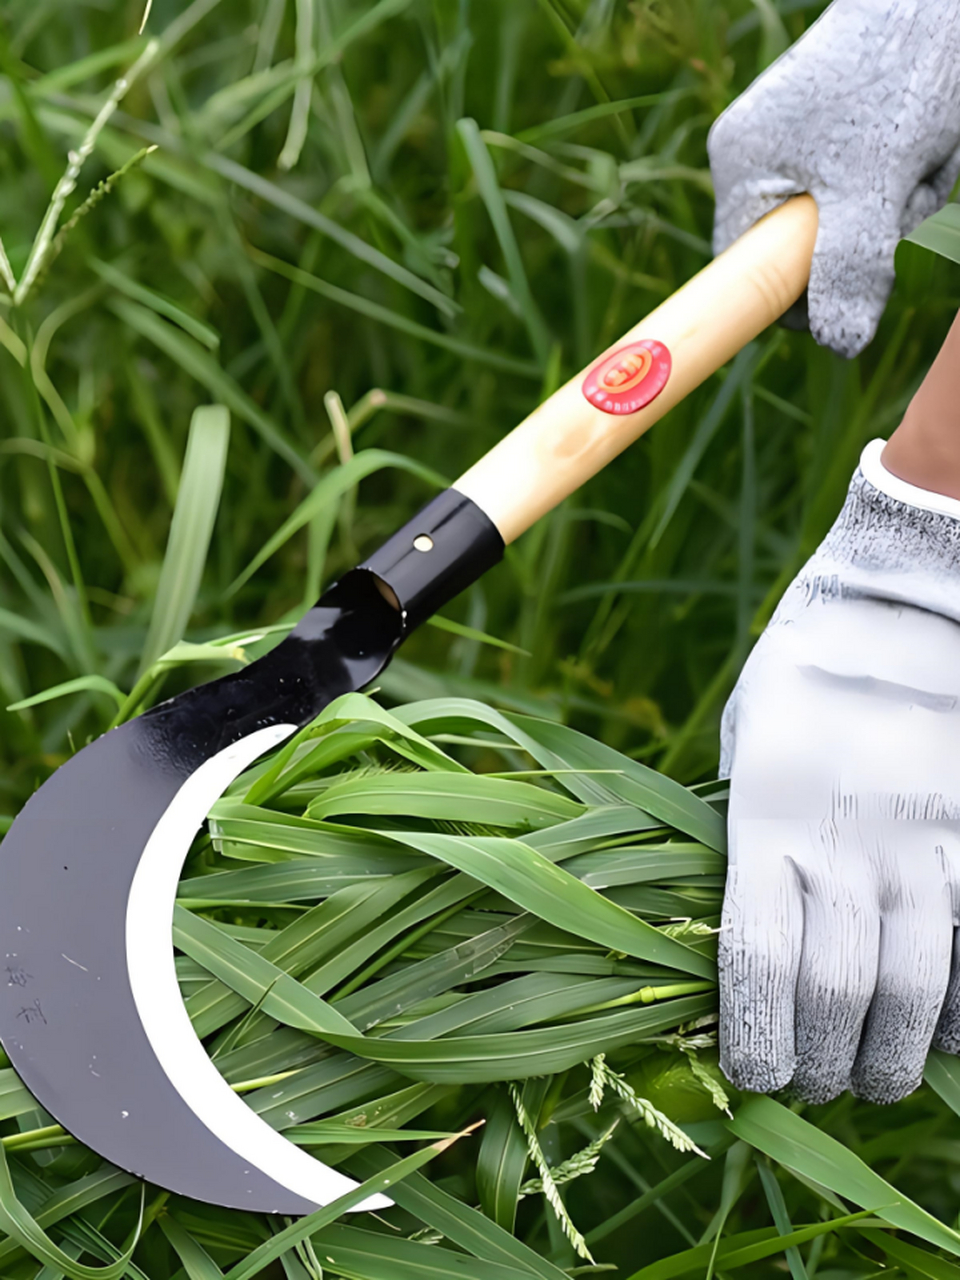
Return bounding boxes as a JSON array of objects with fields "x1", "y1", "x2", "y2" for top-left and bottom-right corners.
[{"x1": 454, "y1": 194, "x2": 819, "y2": 544}]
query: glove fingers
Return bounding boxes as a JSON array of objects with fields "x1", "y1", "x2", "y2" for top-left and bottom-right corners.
[
  {"x1": 807, "y1": 198, "x2": 900, "y2": 359},
  {"x1": 712, "y1": 175, "x2": 805, "y2": 259},
  {"x1": 719, "y1": 821, "x2": 804, "y2": 1094},
  {"x1": 790, "y1": 859, "x2": 879, "y2": 1106},
  {"x1": 850, "y1": 830, "x2": 953, "y2": 1104},
  {"x1": 708, "y1": 112, "x2": 804, "y2": 257}
]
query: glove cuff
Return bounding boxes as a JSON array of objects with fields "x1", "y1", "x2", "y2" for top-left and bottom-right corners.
[
  {"x1": 798, "y1": 436, "x2": 960, "y2": 625},
  {"x1": 859, "y1": 438, "x2": 960, "y2": 521}
]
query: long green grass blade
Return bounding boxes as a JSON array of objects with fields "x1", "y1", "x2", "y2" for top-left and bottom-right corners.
[
  {"x1": 249, "y1": 247, "x2": 539, "y2": 377},
  {"x1": 204, "y1": 153, "x2": 457, "y2": 318},
  {"x1": 0, "y1": 1145, "x2": 141, "y2": 1280},
  {"x1": 293, "y1": 1221, "x2": 538, "y2": 1280},
  {"x1": 111, "y1": 300, "x2": 313, "y2": 482},
  {"x1": 159, "y1": 1215, "x2": 225, "y2": 1280},
  {"x1": 476, "y1": 1080, "x2": 546, "y2": 1235},
  {"x1": 727, "y1": 1096, "x2": 960, "y2": 1255},
  {"x1": 320, "y1": 993, "x2": 715, "y2": 1082},
  {"x1": 907, "y1": 203, "x2": 960, "y2": 264},
  {"x1": 173, "y1": 904, "x2": 363, "y2": 1037},
  {"x1": 395, "y1": 700, "x2": 725, "y2": 849},
  {"x1": 6, "y1": 674, "x2": 125, "y2": 712},
  {"x1": 873, "y1": 1232, "x2": 960, "y2": 1280},
  {"x1": 92, "y1": 258, "x2": 219, "y2": 350},
  {"x1": 309, "y1": 772, "x2": 583, "y2": 827},
  {"x1": 624, "y1": 1212, "x2": 878, "y2": 1280},
  {"x1": 224, "y1": 1133, "x2": 478, "y2": 1280},
  {"x1": 229, "y1": 450, "x2": 446, "y2": 592},
  {"x1": 140, "y1": 404, "x2": 230, "y2": 672},
  {"x1": 352, "y1": 1146, "x2": 569, "y2": 1280},
  {"x1": 384, "y1": 830, "x2": 713, "y2": 977},
  {"x1": 456, "y1": 118, "x2": 550, "y2": 364}
]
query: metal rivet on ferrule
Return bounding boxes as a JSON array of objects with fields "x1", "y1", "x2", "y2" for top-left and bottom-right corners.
[{"x1": 413, "y1": 535, "x2": 434, "y2": 553}]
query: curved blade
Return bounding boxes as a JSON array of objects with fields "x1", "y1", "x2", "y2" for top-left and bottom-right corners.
[{"x1": 0, "y1": 574, "x2": 401, "y2": 1213}]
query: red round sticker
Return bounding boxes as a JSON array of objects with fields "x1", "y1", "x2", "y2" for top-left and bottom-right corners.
[{"x1": 582, "y1": 339, "x2": 672, "y2": 415}]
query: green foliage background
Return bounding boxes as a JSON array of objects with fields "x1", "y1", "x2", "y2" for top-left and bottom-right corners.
[
  {"x1": 11, "y1": 0, "x2": 960, "y2": 808},
  {"x1": 5, "y1": 1, "x2": 960, "y2": 1278}
]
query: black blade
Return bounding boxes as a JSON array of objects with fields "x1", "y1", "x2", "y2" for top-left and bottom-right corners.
[
  {"x1": 0, "y1": 489, "x2": 503, "y2": 1212},
  {"x1": 0, "y1": 572, "x2": 402, "y2": 1213}
]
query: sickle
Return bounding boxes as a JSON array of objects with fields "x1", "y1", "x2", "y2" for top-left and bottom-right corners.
[{"x1": 0, "y1": 196, "x2": 818, "y2": 1214}]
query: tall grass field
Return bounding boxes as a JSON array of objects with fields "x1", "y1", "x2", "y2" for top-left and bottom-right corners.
[{"x1": 4, "y1": 1, "x2": 960, "y2": 1277}]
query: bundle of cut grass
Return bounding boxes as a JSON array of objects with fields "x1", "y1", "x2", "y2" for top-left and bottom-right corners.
[{"x1": 179, "y1": 692, "x2": 727, "y2": 1258}]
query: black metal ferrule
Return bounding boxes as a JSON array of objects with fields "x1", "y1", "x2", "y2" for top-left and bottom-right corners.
[{"x1": 358, "y1": 488, "x2": 504, "y2": 634}]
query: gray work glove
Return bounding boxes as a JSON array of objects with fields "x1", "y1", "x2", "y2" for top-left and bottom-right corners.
[
  {"x1": 720, "y1": 442, "x2": 960, "y2": 1104},
  {"x1": 708, "y1": 0, "x2": 960, "y2": 358}
]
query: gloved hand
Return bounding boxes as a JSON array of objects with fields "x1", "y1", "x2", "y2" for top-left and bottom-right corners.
[
  {"x1": 708, "y1": 0, "x2": 960, "y2": 358},
  {"x1": 719, "y1": 440, "x2": 960, "y2": 1104}
]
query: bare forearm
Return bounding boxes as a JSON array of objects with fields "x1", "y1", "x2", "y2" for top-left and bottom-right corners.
[{"x1": 882, "y1": 310, "x2": 960, "y2": 501}]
